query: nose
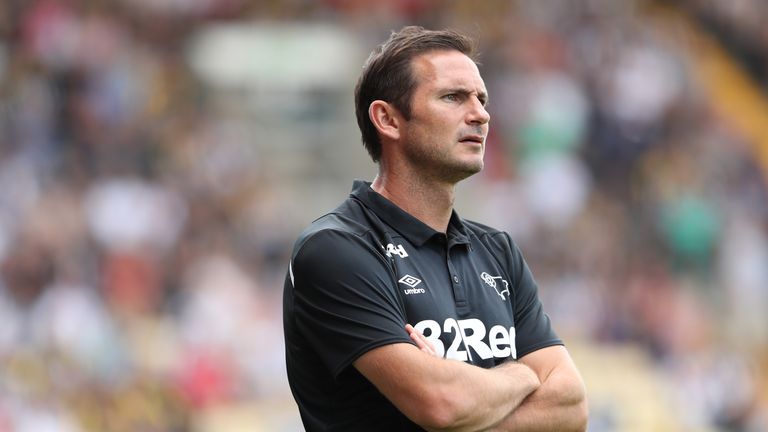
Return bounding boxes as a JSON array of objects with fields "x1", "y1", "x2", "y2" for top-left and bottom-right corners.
[{"x1": 467, "y1": 97, "x2": 490, "y2": 125}]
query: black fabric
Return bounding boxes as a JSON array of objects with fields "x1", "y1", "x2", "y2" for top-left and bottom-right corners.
[{"x1": 283, "y1": 180, "x2": 562, "y2": 431}]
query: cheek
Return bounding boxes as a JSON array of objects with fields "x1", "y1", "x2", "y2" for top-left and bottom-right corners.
[{"x1": 427, "y1": 118, "x2": 456, "y2": 140}]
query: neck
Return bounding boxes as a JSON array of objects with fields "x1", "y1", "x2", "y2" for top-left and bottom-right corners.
[{"x1": 371, "y1": 170, "x2": 455, "y2": 233}]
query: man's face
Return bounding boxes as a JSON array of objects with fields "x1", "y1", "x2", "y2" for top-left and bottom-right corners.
[{"x1": 399, "y1": 50, "x2": 490, "y2": 183}]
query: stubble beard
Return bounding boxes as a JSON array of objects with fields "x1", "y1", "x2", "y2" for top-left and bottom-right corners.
[{"x1": 403, "y1": 137, "x2": 484, "y2": 185}]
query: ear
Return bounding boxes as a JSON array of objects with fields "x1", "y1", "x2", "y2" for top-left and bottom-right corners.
[{"x1": 369, "y1": 100, "x2": 401, "y2": 141}]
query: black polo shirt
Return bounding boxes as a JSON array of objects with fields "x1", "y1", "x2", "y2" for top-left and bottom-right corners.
[{"x1": 283, "y1": 180, "x2": 562, "y2": 431}]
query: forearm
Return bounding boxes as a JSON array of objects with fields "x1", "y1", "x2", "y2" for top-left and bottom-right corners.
[
  {"x1": 354, "y1": 339, "x2": 541, "y2": 432},
  {"x1": 488, "y1": 362, "x2": 587, "y2": 431},
  {"x1": 398, "y1": 324, "x2": 541, "y2": 431},
  {"x1": 422, "y1": 359, "x2": 541, "y2": 432}
]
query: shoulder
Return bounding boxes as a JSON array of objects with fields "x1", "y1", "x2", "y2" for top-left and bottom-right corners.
[
  {"x1": 461, "y1": 218, "x2": 529, "y2": 279},
  {"x1": 462, "y1": 219, "x2": 518, "y2": 253},
  {"x1": 287, "y1": 203, "x2": 397, "y2": 298},
  {"x1": 289, "y1": 198, "x2": 390, "y2": 276},
  {"x1": 293, "y1": 200, "x2": 375, "y2": 254}
]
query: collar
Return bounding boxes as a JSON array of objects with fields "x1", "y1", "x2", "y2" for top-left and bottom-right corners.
[{"x1": 350, "y1": 180, "x2": 471, "y2": 247}]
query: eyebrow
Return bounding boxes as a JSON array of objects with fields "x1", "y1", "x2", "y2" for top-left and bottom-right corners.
[{"x1": 443, "y1": 87, "x2": 489, "y2": 105}]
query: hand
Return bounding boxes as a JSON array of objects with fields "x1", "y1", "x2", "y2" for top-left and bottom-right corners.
[{"x1": 405, "y1": 324, "x2": 439, "y2": 357}]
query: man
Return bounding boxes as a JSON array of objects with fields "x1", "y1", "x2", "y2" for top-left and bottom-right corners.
[{"x1": 283, "y1": 26, "x2": 587, "y2": 431}]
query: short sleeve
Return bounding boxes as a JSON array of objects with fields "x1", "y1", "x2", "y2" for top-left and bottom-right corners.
[
  {"x1": 288, "y1": 229, "x2": 412, "y2": 378},
  {"x1": 507, "y1": 237, "x2": 562, "y2": 358}
]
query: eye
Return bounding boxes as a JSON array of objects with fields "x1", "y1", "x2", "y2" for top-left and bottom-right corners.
[{"x1": 442, "y1": 93, "x2": 460, "y2": 102}]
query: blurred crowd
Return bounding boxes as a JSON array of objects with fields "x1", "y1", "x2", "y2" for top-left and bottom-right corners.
[
  {"x1": 681, "y1": 0, "x2": 768, "y2": 89},
  {"x1": 0, "y1": 0, "x2": 766, "y2": 431}
]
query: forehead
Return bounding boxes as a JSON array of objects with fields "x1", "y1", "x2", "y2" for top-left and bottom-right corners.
[{"x1": 410, "y1": 50, "x2": 486, "y2": 92}]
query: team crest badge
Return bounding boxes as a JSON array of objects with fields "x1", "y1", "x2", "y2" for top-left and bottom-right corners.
[{"x1": 480, "y1": 272, "x2": 510, "y2": 300}]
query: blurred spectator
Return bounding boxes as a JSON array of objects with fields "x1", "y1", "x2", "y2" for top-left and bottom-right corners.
[{"x1": 0, "y1": 0, "x2": 766, "y2": 430}]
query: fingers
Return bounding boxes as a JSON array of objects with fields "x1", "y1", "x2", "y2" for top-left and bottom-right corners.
[
  {"x1": 405, "y1": 324, "x2": 437, "y2": 357},
  {"x1": 411, "y1": 331, "x2": 434, "y2": 356}
]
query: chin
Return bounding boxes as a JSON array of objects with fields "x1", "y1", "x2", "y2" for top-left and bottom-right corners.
[
  {"x1": 463, "y1": 157, "x2": 484, "y2": 173},
  {"x1": 450, "y1": 161, "x2": 483, "y2": 182}
]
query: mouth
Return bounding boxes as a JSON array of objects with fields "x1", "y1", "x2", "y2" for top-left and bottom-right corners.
[{"x1": 459, "y1": 135, "x2": 485, "y2": 145}]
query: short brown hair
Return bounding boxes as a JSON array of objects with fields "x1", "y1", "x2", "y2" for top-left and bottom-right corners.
[{"x1": 354, "y1": 26, "x2": 478, "y2": 162}]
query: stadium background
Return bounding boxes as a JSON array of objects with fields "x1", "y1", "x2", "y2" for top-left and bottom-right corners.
[{"x1": 0, "y1": 0, "x2": 767, "y2": 430}]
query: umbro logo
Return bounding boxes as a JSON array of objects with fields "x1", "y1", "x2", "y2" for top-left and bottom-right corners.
[
  {"x1": 399, "y1": 274, "x2": 421, "y2": 288},
  {"x1": 399, "y1": 274, "x2": 425, "y2": 295}
]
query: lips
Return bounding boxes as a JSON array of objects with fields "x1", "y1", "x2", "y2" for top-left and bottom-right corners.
[{"x1": 459, "y1": 135, "x2": 485, "y2": 144}]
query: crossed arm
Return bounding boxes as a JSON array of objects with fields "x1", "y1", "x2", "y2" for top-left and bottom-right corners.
[
  {"x1": 486, "y1": 343, "x2": 587, "y2": 431},
  {"x1": 353, "y1": 325, "x2": 587, "y2": 432}
]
